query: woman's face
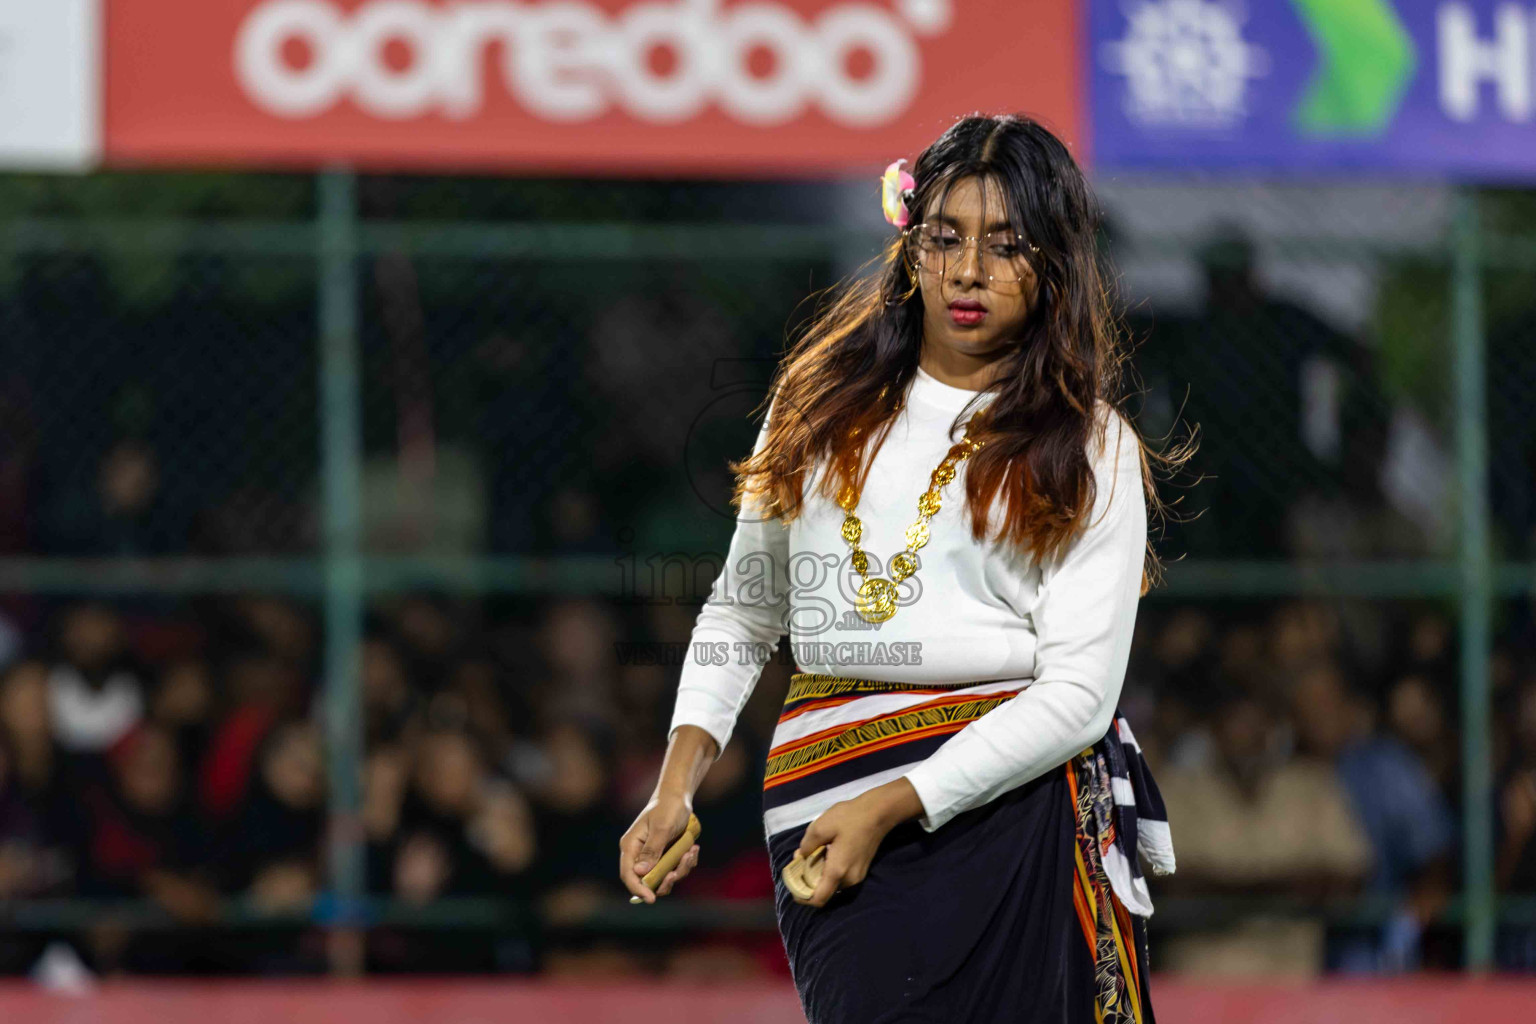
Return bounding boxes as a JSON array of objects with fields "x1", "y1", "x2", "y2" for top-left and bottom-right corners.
[{"x1": 911, "y1": 175, "x2": 1040, "y2": 362}]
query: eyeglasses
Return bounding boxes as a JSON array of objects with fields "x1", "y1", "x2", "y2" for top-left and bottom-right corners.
[{"x1": 905, "y1": 221, "x2": 1039, "y2": 286}]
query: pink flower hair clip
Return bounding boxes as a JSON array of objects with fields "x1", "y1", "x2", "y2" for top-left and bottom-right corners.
[{"x1": 880, "y1": 158, "x2": 916, "y2": 228}]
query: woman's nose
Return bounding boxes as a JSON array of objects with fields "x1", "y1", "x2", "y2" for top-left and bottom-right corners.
[{"x1": 948, "y1": 237, "x2": 983, "y2": 285}]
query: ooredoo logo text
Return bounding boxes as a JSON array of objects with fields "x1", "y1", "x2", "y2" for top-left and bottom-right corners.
[{"x1": 235, "y1": 0, "x2": 953, "y2": 126}]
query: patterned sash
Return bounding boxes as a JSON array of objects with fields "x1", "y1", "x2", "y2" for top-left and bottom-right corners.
[
  {"x1": 1069, "y1": 747, "x2": 1150, "y2": 1024},
  {"x1": 764, "y1": 672, "x2": 1169, "y2": 1023},
  {"x1": 762, "y1": 673, "x2": 1032, "y2": 837}
]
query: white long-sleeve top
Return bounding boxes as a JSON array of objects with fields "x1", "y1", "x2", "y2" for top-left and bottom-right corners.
[{"x1": 668, "y1": 365, "x2": 1147, "y2": 832}]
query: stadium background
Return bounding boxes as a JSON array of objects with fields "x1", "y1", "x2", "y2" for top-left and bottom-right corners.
[{"x1": 3, "y1": 0, "x2": 1536, "y2": 1019}]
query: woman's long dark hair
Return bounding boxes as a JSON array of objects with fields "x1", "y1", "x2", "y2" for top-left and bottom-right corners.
[{"x1": 733, "y1": 113, "x2": 1194, "y2": 594}]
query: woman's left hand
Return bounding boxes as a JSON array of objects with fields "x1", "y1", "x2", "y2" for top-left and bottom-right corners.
[{"x1": 792, "y1": 778, "x2": 923, "y2": 908}]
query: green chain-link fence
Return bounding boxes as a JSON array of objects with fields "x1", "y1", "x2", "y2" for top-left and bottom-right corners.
[{"x1": 0, "y1": 170, "x2": 1533, "y2": 974}]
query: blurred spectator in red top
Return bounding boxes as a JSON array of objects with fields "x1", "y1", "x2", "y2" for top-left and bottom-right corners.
[{"x1": 74, "y1": 725, "x2": 213, "y2": 905}]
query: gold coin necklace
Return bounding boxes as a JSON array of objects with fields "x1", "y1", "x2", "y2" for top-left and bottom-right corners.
[{"x1": 836, "y1": 405, "x2": 985, "y2": 624}]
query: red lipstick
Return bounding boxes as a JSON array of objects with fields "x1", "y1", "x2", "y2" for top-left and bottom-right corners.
[{"x1": 948, "y1": 299, "x2": 987, "y2": 327}]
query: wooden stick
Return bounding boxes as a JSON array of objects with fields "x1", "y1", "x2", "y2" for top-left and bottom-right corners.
[{"x1": 629, "y1": 813, "x2": 702, "y2": 904}]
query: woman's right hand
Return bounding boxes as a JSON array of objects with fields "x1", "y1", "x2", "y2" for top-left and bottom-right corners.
[{"x1": 619, "y1": 790, "x2": 700, "y2": 904}]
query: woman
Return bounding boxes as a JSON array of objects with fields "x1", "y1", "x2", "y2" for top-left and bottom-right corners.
[{"x1": 619, "y1": 113, "x2": 1187, "y2": 1022}]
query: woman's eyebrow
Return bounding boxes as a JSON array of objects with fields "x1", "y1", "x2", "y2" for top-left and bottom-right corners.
[{"x1": 930, "y1": 213, "x2": 1016, "y2": 234}]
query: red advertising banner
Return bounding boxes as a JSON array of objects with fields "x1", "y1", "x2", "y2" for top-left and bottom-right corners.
[{"x1": 102, "y1": 0, "x2": 1083, "y2": 174}]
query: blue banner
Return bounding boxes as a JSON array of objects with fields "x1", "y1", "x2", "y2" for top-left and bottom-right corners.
[{"x1": 1089, "y1": 0, "x2": 1536, "y2": 179}]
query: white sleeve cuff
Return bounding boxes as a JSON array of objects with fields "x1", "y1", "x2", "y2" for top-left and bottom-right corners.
[
  {"x1": 902, "y1": 761, "x2": 964, "y2": 832},
  {"x1": 667, "y1": 694, "x2": 735, "y2": 764}
]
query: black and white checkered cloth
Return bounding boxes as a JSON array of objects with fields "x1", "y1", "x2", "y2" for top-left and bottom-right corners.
[{"x1": 1085, "y1": 710, "x2": 1176, "y2": 917}]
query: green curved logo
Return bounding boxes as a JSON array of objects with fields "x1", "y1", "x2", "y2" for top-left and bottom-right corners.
[{"x1": 1291, "y1": 0, "x2": 1417, "y2": 136}]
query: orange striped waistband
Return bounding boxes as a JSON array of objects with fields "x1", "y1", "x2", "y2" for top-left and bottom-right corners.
[{"x1": 763, "y1": 672, "x2": 1029, "y2": 791}]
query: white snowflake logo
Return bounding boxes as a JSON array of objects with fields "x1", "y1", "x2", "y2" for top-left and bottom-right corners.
[{"x1": 1101, "y1": 0, "x2": 1270, "y2": 128}]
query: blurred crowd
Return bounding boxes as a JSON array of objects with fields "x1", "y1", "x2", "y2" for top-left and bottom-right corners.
[
  {"x1": 1124, "y1": 594, "x2": 1536, "y2": 976},
  {"x1": 2, "y1": 587, "x2": 1536, "y2": 978},
  {"x1": 0, "y1": 593, "x2": 783, "y2": 979}
]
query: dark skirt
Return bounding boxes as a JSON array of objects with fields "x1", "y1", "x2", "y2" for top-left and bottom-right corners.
[{"x1": 764, "y1": 735, "x2": 1155, "y2": 1022}]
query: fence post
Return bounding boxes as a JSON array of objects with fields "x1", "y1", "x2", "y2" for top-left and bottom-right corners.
[
  {"x1": 317, "y1": 168, "x2": 365, "y2": 969},
  {"x1": 1452, "y1": 187, "x2": 1494, "y2": 971}
]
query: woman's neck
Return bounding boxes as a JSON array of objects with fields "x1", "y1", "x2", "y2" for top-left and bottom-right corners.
[{"x1": 918, "y1": 346, "x2": 1009, "y2": 392}]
